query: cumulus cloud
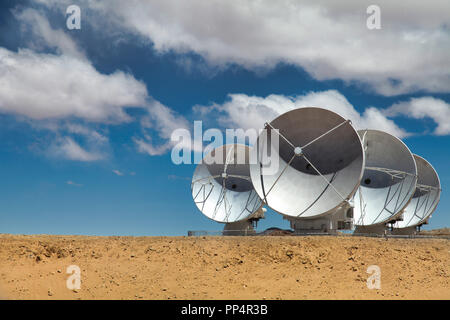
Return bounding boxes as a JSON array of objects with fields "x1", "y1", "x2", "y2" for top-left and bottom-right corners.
[
  {"x1": 195, "y1": 90, "x2": 408, "y2": 138},
  {"x1": 134, "y1": 100, "x2": 192, "y2": 156},
  {"x1": 6, "y1": 3, "x2": 447, "y2": 163},
  {"x1": 15, "y1": 8, "x2": 85, "y2": 59},
  {"x1": 0, "y1": 47, "x2": 148, "y2": 122},
  {"x1": 25, "y1": 120, "x2": 110, "y2": 162},
  {"x1": 51, "y1": 137, "x2": 104, "y2": 161},
  {"x1": 0, "y1": 8, "x2": 194, "y2": 160},
  {"x1": 0, "y1": 8, "x2": 148, "y2": 122},
  {"x1": 65, "y1": 123, "x2": 108, "y2": 144},
  {"x1": 385, "y1": 97, "x2": 450, "y2": 135},
  {"x1": 34, "y1": 0, "x2": 450, "y2": 96},
  {"x1": 0, "y1": 40, "x2": 132, "y2": 161}
]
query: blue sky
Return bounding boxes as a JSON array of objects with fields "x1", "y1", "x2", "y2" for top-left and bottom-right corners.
[{"x1": 0, "y1": 1, "x2": 449, "y2": 235}]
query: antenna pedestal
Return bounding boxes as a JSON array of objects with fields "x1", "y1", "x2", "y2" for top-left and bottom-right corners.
[
  {"x1": 355, "y1": 214, "x2": 404, "y2": 235},
  {"x1": 222, "y1": 207, "x2": 266, "y2": 236},
  {"x1": 353, "y1": 224, "x2": 388, "y2": 235},
  {"x1": 391, "y1": 226, "x2": 419, "y2": 235},
  {"x1": 285, "y1": 206, "x2": 354, "y2": 234},
  {"x1": 223, "y1": 220, "x2": 255, "y2": 236}
]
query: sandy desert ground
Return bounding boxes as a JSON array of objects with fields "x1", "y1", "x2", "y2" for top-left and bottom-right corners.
[{"x1": 0, "y1": 234, "x2": 448, "y2": 300}]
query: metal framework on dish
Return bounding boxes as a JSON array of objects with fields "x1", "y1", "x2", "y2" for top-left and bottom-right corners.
[
  {"x1": 189, "y1": 108, "x2": 441, "y2": 236},
  {"x1": 191, "y1": 144, "x2": 265, "y2": 235},
  {"x1": 249, "y1": 107, "x2": 365, "y2": 233},
  {"x1": 391, "y1": 154, "x2": 441, "y2": 235},
  {"x1": 353, "y1": 129, "x2": 418, "y2": 235}
]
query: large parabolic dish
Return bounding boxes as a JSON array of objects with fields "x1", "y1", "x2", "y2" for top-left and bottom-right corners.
[
  {"x1": 394, "y1": 154, "x2": 441, "y2": 229},
  {"x1": 249, "y1": 107, "x2": 365, "y2": 218},
  {"x1": 353, "y1": 129, "x2": 417, "y2": 226},
  {"x1": 191, "y1": 144, "x2": 263, "y2": 223}
]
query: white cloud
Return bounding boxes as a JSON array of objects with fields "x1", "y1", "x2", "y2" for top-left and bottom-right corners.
[
  {"x1": 6, "y1": 3, "x2": 448, "y2": 164},
  {"x1": 66, "y1": 180, "x2": 83, "y2": 187},
  {"x1": 0, "y1": 41, "x2": 189, "y2": 158},
  {"x1": 0, "y1": 47, "x2": 148, "y2": 122},
  {"x1": 134, "y1": 138, "x2": 172, "y2": 156},
  {"x1": 0, "y1": 8, "x2": 148, "y2": 123},
  {"x1": 144, "y1": 100, "x2": 191, "y2": 140},
  {"x1": 0, "y1": 8, "x2": 195, "y2": 160},
  {"x1": 15, "y1": 8, "x2": 85, "y2": 59},
  {"x1": 52, "y1": 137, "x2": 104, "y2": 161},
  {"x1": 134, "y1": 100, "x2": 192, "y2": 156},
  {"x1": 25, "y1": 120, "x2": 110, "y2": 161},
  {"x1": 33, "y1": 0, "x2": 450, "y2": 96},
  {"x1": 65, "y1": 123, "x2": 108, "y2": 144},
  {"x1": 112, "y1": 169, "x2": 124, "y2": 176},
  {"x1": 385, "y1": 97, "x2": 450, "y2": 135},
  {"x1": 196, "y1": 90, "x2": 408, "y2": 138}
]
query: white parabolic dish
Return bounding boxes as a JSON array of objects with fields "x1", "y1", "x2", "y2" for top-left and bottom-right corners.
[
  {"x1": 250, "y1": 107, "x2": 365, "y2": 218},
  {"x1": 394, "y1": 154, "x2": 441, "y2": 229},
  {"x1": 353, "y1": 129, "x2": 417, "y2": 226},
  {"x1": 191, "y1": 144, "x2": 263, "y2": 223}
]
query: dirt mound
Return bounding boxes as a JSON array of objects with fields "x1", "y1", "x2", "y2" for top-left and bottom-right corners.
[{"x1": 0, "y1": 234, "x2": 448, "y2": 299}]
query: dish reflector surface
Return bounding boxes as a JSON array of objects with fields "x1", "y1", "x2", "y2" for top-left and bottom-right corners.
[
  {"x1": 250, "y1": 107, "x2": 364, "y2": 218},
  {"x1": 192, "y1": 144, "x2": 263, "y2": 223},
  {"x1": 353, "y1": 130, "x2": 417, "y2": 226},
  {"x1": 394, "y1": 155, "x2": 441, "y2": 228}
]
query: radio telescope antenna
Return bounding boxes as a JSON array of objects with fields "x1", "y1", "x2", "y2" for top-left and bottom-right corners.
[
  {"x1": 391, "y1": 154, "x2": 441, "y2": 235},
  {"x1": 249, "y1": 107, "x2": 365, "y2": 233},
  {"x1": 353, "y1": 129, "x2": 417, "y2": 234},
  {"x1": 191, "y1": 144, "x2": 264, "y2": 235}
]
